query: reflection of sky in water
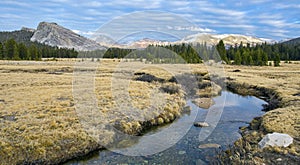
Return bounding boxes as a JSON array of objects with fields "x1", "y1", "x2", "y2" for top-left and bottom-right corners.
[{"x1": 65, "y1": 91, "x2": 267, "y2": 164}]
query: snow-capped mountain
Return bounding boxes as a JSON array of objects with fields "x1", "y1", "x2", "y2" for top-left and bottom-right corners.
[{"x1": 178, "y1": 33, "x2": 265, "y2": 46}]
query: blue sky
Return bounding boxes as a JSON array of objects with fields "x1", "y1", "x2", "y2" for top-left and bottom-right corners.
[{"x1": 0, "y1": 0, "x2": 300, "y2": 41}]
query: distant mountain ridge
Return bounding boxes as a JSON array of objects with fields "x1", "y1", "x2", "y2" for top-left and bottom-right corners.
[
  {"x1": 0, "y1": 29, "x2": 34, "y2": 44},
  {"x1": 282, "y1": 37, "x2": 300, "y2": 46}
]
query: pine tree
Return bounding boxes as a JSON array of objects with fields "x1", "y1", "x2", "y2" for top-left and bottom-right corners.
[
  {"x1": 13, "y1": 43, "x2": 20, "y2": 60},
  {"x1": 216, "y1": 40, "x2": 228, "y2": 63},
  {"x1": 28, "y1": 45, "x2": 38, "y2": 60},
  {"x1": 18, "y1": 43, "x2": 27, "y2": 60},
  {"x1": 241, "y1": 49, "x2": 249, "y2": 65},
  {"x1": 5, "y1": 38, "x2": 17, "y2": 59},
  {"x1": 248, "y1": 55, "x2": 254, "y2": 65},
  {"x1": 234, "y1": 50, "x2": 242, "y2": 65},
  {"x1": 0, "y1": 42, "x2": 3, "y2": 60},
  {"x1": 227, "y1": 45, "x2": 235, "y2": 61},
  {"x1": 262, "y1": 52, "x2": 268, "y2": 66},
  {"x1": 274, "y1": 53, "x2": 280, "y2": 67}
]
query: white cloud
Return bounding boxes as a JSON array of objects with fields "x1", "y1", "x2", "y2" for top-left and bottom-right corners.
[
  {"x1": 0, "y1": 1, "x2": 30, "y2": 7},
  {"x1": 72, "y1": 29, "x2": 95, "y2": 36},
  {"x1": 260, "y1": 19, "x2": 300, "y2": 29},
  {"x1": 192, "y1": 1, "x2": 246, "y2": 18},
  {"x1": 169, "y1": 1, "x2": 190, "y2": 7},
  {"x1": 261, "y1": 20, "x2": 286, "y2": 28},
  {"x1": 249, "y1": 0, "x2": 271, "y2": 4},
  {"x1": 274, "y1": 3, "x2": 300, "y2": 9},
  {"x1": 83, "y1": 1, "x2": 102, "y2": 7}
]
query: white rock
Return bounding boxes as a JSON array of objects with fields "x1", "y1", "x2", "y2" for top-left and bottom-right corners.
[
  {"x1": 193, "y1": 122, "x2": 209, "y2": 127},
  {"x1": 258, "y1": 132, "x2": 293, "y2": 149}
]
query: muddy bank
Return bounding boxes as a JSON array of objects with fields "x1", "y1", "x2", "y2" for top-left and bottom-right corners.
[{"x1": 226, "y1": 81, "x2": 282, "y2": 111}]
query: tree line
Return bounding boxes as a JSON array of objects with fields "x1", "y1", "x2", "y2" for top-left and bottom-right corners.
[
  {"x1": 0, "y1": 38, "x2": 78, "y2": 60},
  {"x1": 224, "y1": 41, "x2": 299, "y2": 66},
  {"x1": 93, "y1": 41, "x2": 299, "y2": 66},
  {"x1": 101, "y1": 44, "x2": 203, "y2": 63},
  {"x1": 1, "y1": 38, "x2": 299, "y2": 66}
]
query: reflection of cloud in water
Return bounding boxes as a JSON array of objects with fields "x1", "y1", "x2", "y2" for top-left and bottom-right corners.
[{"x1": 219, "y1": 91, "x2": 267, "y2": 109}]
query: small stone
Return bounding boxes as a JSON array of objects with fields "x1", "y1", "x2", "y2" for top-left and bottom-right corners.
[
  {"x1": 198, "y1": 143, "x2": 221, "y2": 149},
  {"x1": 276, "y1": 158, "x2": 282, "y2": 161},
  {"x1": 194, "y1": 122, "x2": 209, "y2": 127},
  {"x1": 178, "y1": 150, "x2": 186, "y2": 155}
]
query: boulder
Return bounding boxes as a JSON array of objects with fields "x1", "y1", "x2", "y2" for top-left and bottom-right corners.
[
  {"x1": 194, "y1": 122, "x2": 209, "y2": 127},
  {"x1": 258, "y1": 132, "x2": 293, "y2": 149}
]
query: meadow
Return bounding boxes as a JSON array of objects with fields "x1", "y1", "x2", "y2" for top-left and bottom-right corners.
[{"x1": 0, "y1": 59, "x2": 299, "y2": 164}]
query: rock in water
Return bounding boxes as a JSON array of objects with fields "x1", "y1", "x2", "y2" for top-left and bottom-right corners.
[
  {"x1": 194, "y1": 122, "x2": 209, "y2": 127},
  {"x1": 258, "y1": 132, "x2": 293, "y2": 149},
  {"x1": 198, "y1": 143, "x2": 221, "y2": 149},
  {"x1": 192, "y1": 98, "x2": 214, "y2": 109}
]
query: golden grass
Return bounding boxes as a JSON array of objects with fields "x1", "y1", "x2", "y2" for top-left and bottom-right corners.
[{"x1": 0, "y1": 59, "x2": 192, "y2": 164}]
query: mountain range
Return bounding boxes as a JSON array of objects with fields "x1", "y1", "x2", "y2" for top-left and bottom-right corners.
[{"x1": 0, "y1": 21, "x2": 298, "y2": 51}]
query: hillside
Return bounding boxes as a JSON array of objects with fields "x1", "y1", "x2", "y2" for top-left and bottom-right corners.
[
  {"x1": 0, "y1": 29, "x2": 34, "y2": 44},
  {"x1": 283, "y1": 37, "x2": 300, "y2": 46}
]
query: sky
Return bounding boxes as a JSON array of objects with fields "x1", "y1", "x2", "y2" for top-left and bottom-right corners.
[{"x1": 0, "y1": 0, "x2": 300, "y2": 41}]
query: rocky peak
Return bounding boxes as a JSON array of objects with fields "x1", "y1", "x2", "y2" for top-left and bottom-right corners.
[
  {"x1": 21, "y1": 27, "x2": 36, "y2": 33},
  {"x1": 31, "y1": 21, "x2": 105, "y2": 51}
]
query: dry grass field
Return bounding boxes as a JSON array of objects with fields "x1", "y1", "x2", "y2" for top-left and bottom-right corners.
[
  {"x1": 0, "y1": 59, "x2": 211, "y2": 164},
  {"x1": 0, "y1": 59, "x2": 299, "y2": 164}
]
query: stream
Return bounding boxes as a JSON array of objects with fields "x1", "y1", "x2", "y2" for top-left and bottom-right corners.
[{"x1": 65, "y1": 91, "x2": 267, "y2": 164}]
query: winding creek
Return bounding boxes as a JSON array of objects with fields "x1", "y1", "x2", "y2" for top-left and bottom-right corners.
[{"x1": 65, "y1": 91, "x2": 267, "y2": 164}]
